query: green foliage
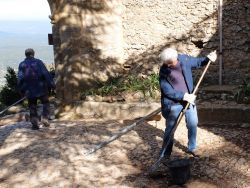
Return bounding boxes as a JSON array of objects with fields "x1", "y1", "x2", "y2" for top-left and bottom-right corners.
[
  {"x1": 82, "y1": 73, "x2": 160, "y2": 99},
  {"x1": 48, "y1": 66, "x2": 56, "y2": 96},
  {"x1": 0, "y1": 102, "x2": 5, "y2": 112},
  {"x1": 48, "y1": 64, "x2": 55, "y2": 79},
  {"x1": 0, "y1": 67, "x2": 21, "y2": 106},
  {"x1": 234, "y1": 77, "x2": 250, "y2": 103}
]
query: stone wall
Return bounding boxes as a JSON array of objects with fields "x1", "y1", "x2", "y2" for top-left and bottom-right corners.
[
  {"x1": 222, "y1": 0, "x2": 250, "y2": 84},
  {"x1": 47, "y1": 0, "x2": 250, "y2": 102},
  {"x1": 122, "y1": 0, "x2": 217, "y2": 58},
  {"x1": 122, "y1": 0, "x2": 250, "y2": 85}
]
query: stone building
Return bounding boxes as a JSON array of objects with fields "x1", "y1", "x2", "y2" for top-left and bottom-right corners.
[{"x1": 47, "y1": 0, "x2": 250, "y2": 102}]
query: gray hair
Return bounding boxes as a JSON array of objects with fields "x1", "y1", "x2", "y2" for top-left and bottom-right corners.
[
  {"x1": 25, "y1": 48, "x2": 35, "y2": 57},
  {"x1": 159, "y1": 48, "x2": 178, "y2": 64}
]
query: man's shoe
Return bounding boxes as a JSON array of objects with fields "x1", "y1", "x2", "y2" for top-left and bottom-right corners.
[
  {"x1": 187, "y1": 149, "x2": 203, "y2": 157},
  {"x1": 41, "y1": 117, "x2": 50, "y2": 127},
  {"x1": 31, "y1": 125, "x2": 39, "y2": 130},
  {"x1": 30, "y1": 117, "x2": 39, "y2": 130}
]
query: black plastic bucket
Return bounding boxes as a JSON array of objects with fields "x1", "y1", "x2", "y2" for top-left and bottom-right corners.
[{"x1": 167, "y1": 158, "x2": 191, "y2": 185}]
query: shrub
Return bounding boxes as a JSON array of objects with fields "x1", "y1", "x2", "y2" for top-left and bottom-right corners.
[
  {"x1": 234, "y1": 77, "x2": 250, "y2": 104},
  {"x1": 81, "y1": 73, "x2": 160, "y2": 99},
  {"x1": 0, "y1": 67, "x2": 21, "y2": 106}
]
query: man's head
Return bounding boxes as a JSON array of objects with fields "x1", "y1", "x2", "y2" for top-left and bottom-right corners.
[
  {"x1": 159, "y1": 48, "x2": 178, "y2": 68},
  {"x1": 25, "y1": 48, "x2": 35, "y2": 57}
]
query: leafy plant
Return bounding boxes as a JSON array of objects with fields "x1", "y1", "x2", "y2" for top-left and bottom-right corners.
[
  {"x1": 234, "y1": 77, "x2": 250, "y2": 103},
  {"x1": 81, "y1": 73, "x2": 160, "y2": 99},
  {"x1": 0, "y1": 67, "x2": 21, "y2": 106},
  {"x1": 0, "y1": 102, "x2": 5, "y2": 112}
]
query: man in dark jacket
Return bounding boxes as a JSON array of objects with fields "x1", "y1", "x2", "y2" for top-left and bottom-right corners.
[
  {"x1": 18, "y1": 48, "x2": 55, "y2": 130},
  {"x1": 158, "y1": 48, "x2": 217, "y2": 158}
]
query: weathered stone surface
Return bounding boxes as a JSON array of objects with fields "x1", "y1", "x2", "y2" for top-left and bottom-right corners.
[
  {"x1": 47, "y1": 0, "x2": 249, "y2": 102},
  {"x1": 60, "y1": 101, "x2": 160, "y2": 120}
]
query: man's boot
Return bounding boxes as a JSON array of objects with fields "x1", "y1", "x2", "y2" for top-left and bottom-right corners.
[
  {"x1": 30, "y1": 117, "x2": 39, "y2": 130},
  {"x1": 41, "y1": 117, "x2": 50, "y2": 127},
  {"x1": 187, "y1": 149, "x2": 203, "y2": 157}
]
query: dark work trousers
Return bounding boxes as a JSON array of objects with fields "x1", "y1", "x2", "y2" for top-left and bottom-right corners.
[{"x1": 28, "y1": 95, "x2": 50, "y2": 120}]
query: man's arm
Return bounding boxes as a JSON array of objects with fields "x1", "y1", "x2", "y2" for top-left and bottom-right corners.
[
  {"x1": 179, "y1": 51, "x2": 217, "y2": 69},
  {"x1": 17, "y1": 63, "x2": 25, "y2": 92},
  {"x1": 179, "y1": 54, "x2": 209, "y2": 69},
  {"x1": 39, "y1": 61, "x2": 55, "y2": 89}
]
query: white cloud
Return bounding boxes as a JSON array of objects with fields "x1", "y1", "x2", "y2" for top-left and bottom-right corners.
[{"x1": 0, "y1": 0, "x2": 51, "y2": 21}]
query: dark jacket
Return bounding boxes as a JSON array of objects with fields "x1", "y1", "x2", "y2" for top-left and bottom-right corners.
[
  {"x1": 17, "y1": 57, "x2": 55, "y2": 98},
  {"x1": 159, "y1": 54, "x2": 209, "y2": 118}
]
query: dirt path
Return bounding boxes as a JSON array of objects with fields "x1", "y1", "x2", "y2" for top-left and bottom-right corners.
[{"x1": 0, "y1": 117, "x2": 249, "y2": 188}]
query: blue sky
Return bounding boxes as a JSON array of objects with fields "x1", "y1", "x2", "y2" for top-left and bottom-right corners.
[
  {"x1": 0, "y1": 0, "x2": 51, "y2": 21},
  {"x1": 0, "y1": 0, "x2": 52, "y2": 34},
  {"x1": 0, "y1": 0, "x2": 54, "y2": 75}
]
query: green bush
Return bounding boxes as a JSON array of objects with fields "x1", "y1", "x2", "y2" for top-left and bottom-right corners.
[
  {"x1": 0, "y1": 67, "x2": 21, "y2": 106},
  {"x1": 234, "y1": 77, "x2": 250, "y2": 104},
  {"x1": 0, "y1": 102, "x2": 5, "y2": 112},
  {"x1": 81, "y1": 73, "x2": 160, "y2": 99}
]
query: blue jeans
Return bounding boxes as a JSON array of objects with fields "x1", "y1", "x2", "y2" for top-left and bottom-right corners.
[{"x1": 161, "y1": 104, "x2": 198, "y2": 156}]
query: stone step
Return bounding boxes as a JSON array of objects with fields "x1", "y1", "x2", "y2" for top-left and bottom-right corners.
[
  {"x1": 57, "y1": 101, "x2": 250, "y2": 126},
  {"x1": 57, "y1": 101, "x2": 161, "y2": 120},
  {"x1": 197, "y1": 101, "x2": 250, "y2": 125},
  {"x1": 200, "y1": 85, "x2": 238, "y2": 94},
  {"x1": 198, "y1": 85, "x2": 238, "y2": 101}
]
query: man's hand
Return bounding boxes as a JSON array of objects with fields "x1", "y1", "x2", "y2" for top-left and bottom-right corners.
[
  {"x1": 183, "y1": 93, "x2": 196, "y2": 105},
  {"x1": 207, "y1": 50, "x2": 217, "y2": 62}
]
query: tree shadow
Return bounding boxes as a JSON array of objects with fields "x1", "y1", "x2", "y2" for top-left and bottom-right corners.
[
  {"x1": 0, "y1": 119, "x2": 130, "y2": 187},
  {"x1": 199, "y1": 125, "x2": 250, "y2": 153},
  {"x1": 118, "y1": 118, "x2": 249, "y2": 187},
  {"x1": 0, "y1": 118, "x2": 249, "y2": 187},
  {"x1": 47, "y1": 1, "x2": 124, "y2": 102},
  {"x1": 0, "y1": 121, "x2": 31, "y2": 147}
]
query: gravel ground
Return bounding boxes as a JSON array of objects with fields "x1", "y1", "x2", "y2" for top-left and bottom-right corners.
[{"x1": 0, "y1": 117, "x2": 249, "y2": 188}]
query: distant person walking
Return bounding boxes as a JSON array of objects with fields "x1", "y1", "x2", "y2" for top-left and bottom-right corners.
[{"x1": 17, "y1": 48, "x2": 55, "y2": 130}]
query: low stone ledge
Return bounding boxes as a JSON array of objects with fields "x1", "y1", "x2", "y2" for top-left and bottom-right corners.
[
  {"x1": 198, "y1": 103, "x2": 250, "y2": 124},
  {"x1": 58, "y1": 101, "x2": 161, "y2": 120},
  {"x1": 57, "y1": 100, "x2": 250, "y2": 125}
]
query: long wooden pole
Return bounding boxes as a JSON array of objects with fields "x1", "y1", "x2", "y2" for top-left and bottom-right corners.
[
  {"x1": 85, "y1": 107, "x2": 161, "y2": 155},
  {"x1": 219, "y1": 0, "x2": 223, "y2": 85},
  {"x1": 0, "y1": 97, "x2": 26, "y2": 116}
]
